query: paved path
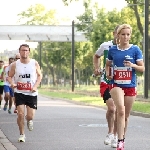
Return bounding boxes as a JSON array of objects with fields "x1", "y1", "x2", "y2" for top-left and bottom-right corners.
[{"x1": 0, "y1": 95, "x2": 150, "y2": 150}]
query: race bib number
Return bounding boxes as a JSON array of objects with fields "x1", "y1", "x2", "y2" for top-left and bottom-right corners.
[
  {"x1": 114, "y1": 67, "x2": 132, "y2": 84},
  {"x1": 17, "y1": 82, "x2": 32, "y2": 91}
]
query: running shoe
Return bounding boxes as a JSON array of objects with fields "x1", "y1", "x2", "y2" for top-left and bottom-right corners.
[
  {"x1": 3, "y1": 104, "x2": 8, "y2": 111},
  {"x1": 104, "y1": 133, "x2": 114, "y2": 145},
  {"x1": 8, "y1": 109, "x2": 12, "y2": 114},
  {"x1": 116, "y1": 141, "x2": 124, "y2": 150},
  {"x1": 14, "y1": 108, "x2": 18, "y2": 113},
  {"x1": 111, "y1": 136, "x2": 118, "y2": 148},
  {"x1": 27, "y1": 120, "x2": 33, "y2": 131},
  {"x1": 18, "y1": 134, "x2": 26, "y2": 142}
]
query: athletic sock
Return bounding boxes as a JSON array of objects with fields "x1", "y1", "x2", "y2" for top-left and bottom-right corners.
[{"x1": 118, "y1": 139, "x2": 124, "y2": 143}]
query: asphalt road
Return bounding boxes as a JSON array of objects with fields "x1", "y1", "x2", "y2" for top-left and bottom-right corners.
[{"x1": 0, "y1": 95, "x2": 150, "y2": 150}]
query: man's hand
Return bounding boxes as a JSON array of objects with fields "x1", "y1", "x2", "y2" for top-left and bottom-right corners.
[
  {"x1": 94, "y1": 68, "x2": 103, "y2": 76},
  {"x1": 31, "y1": 86, "x2": 37, "y2": 93},
  {"x1": 10, "y1": 84, "x2": 17, "y2": 89}
]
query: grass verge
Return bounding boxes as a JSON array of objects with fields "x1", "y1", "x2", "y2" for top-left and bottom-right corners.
[{"x1": 38, "y1": 88, "x2": 150, "y2": 114}]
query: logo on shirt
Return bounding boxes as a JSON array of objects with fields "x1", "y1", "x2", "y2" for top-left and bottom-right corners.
[
  {"x1": 19, "y1": 74, "x2": 31, "y2": 78},
  {"x1": 125, "y1": 55, "x2": 133, "y2": 60}
]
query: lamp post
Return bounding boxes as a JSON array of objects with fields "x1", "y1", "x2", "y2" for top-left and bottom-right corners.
[
  {"x1": 143, "y1": 0, "x2": 149, "y2": 99},
  {"x1": 72, "y1": 20, "x2": 75, "y2": 92},
  {"x1": 39, "y1": 41, "x2": 42, "y2": 87}
]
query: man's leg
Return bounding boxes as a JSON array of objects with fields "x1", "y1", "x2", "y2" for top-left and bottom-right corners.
[
  {"x1": 17, "y1": 105, "x2": 25, "y2": 135},
  {"x1": 17, "y1": 104, "x2": 26, "y2": 142},
  {"x1": 103, "y1": 87, "x2": 116, "y2": 146},
  {"x1": 26, "y1": 106, "x2": 35, "y2": 131},
  {"x1": 25, "y1": 95, "x2": 37, "y2": 131},
  {"x1": 3, "y1": 93, "x2": 10, "y2": 111},
  {"x1": 8, "y1": 87, "x2": 15, "y2": 114},
  {"x1": 106, "y1": 98, "x2": 115, "y2": 134},
  {"x1": 15, "y1": 93, "x2": 26, "y2": 142},
  {"x1": 0, "y1": 86, "x2": 4, "y2": 110},
  {"x1": 3, "y1": 85, "x2": 10, "y2": 111},
  {"x1": 0, "y1": 94, "x2": 3, "y2": 110}
]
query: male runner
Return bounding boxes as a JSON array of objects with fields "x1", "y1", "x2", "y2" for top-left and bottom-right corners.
[
  {"x1": 2, "y1": 57, "x2": 14, "y2": 114},
  {"x1": 10, "y1": 53, "x2": 21, "y2": 113},
  {"x1": 8, "y1": 44, "x2": 42, "y2": 142},
  {"x1": 0, "y1": 60, "x2": 4, "y2": 110},
  {"x1": 93, "y1": 25, "x2": 120, "y2": 148}
]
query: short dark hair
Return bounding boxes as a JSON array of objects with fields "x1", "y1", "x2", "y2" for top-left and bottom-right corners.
[
  {"x1": 9, "y1": 57, "x2": 14, "y2": 61},
  {"x1": 19, "y1": 44, "x2": 30, "y2": 51},
  {"x1": 0, "y1": 60, "x2": 4, "y2": 63}
]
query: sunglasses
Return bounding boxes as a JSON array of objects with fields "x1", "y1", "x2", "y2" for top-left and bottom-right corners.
[{"x1": 15, "y1": 58, "x2": 20, "y2": 60}]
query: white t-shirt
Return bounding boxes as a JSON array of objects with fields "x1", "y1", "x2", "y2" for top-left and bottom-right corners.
[
  {"x1": 95, "y1": 40, "x2": 113, "y2": 56},
  {"x1": 95, "y1": 40, "x2": 114, "y2": 83},
  {"x1": 14, "y1": 59, "x2": 38, "y2": 96}
]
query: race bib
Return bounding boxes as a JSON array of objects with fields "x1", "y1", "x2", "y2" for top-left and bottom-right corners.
[
  {"x1": 17, "y1": 82, "x2": 32, "y2": 91},
  {"x1": 114, "y1": 67, "x2": 132, "y2": 84}
]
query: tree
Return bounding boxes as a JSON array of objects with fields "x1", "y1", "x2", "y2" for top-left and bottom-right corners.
[
  {"x1": 62, "y1": 0, "x2": 78, "y2": 5},
  {"x1": 125, "y1": 0, "x2": 144, "y2": 36},
  {"x1": 18, "y1": 4, "x2": 59, "y2": 25}
]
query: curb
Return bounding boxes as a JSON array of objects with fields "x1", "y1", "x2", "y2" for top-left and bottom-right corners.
[{"x1": 0, "y1": 129, "x2": 17, "y2": 150}]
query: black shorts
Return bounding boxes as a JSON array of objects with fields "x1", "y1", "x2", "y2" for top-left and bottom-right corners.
[
  {"x1": 0, "y1": 85, "x2": 4, "y2": 94},
  {"x1": 15, "y1": 93, "x2": 37, "y2": 109},
  {"x1": 103, "y1": 87, "x2": 111, "y2": 103}
]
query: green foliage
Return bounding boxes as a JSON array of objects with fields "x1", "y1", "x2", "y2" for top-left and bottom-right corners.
[
  {"x1": 17, "y1": 4, "x2": 58, "y2": 25},
  {"x1": 76, "y1": 2, "x2": 143, "y2": 51},
  {"x1": 62, "y1": 0, "x2": 78, "y2": 6}
]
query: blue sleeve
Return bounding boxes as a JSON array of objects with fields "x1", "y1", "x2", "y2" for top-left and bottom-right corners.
[{"x1": 134, "y1": 46, "x2": 143, "y2": 61}]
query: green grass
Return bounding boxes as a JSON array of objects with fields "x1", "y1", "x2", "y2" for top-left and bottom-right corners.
[
  {"x1": 39, "y1": 89, "x2": 105, "y2": 106},
  {"x1": 132, "y1": 101, "x2": 150, "y2": 114},
  {"x1": 38, "y1": 87, "x2": 150, "y2": 114}
]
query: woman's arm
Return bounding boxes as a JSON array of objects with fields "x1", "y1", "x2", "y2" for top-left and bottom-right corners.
[{"x1": 105, "y1": 59, "x2": 113, "y2": 80}]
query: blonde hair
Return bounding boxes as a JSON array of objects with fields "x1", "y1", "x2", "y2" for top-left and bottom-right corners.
[{"x1": 116, "y1": 24, "x2": 132, "y2": 44}]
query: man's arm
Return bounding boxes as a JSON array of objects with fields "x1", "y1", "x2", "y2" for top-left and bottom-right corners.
[
  {"x1": 7, "y1": 63, "x2": 16, "y2": 87},
  {"x1": 32, "y1": 61, "x2": 42, "y2": 92},
  {"x1": 93, "y1": 44, "x2": 105, "y2": 75},
  {"x1": 93, "y1": 54, "x2": 101, "y2": 76},
  {"x1": 1, "y1": 69, "x2": 4, "y2": 82}
]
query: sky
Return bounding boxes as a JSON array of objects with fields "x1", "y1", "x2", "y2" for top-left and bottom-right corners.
[{"x1": 0, "y1": 0, "x2": 127, "y2": 51}]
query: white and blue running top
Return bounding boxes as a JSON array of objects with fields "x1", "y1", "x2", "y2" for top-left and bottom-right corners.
[{"x1": 107, "y1": 44, "x2": 143, "y2": 87}]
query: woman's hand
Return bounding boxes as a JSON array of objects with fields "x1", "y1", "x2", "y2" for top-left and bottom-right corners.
[{"x1": 123, "y1": 60, "x2": 133, "y2": 67}]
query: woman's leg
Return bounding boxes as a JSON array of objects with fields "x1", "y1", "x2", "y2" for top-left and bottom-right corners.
[
  {"x1": 110, "y1": 87, "x2": 125, "y2": 140},
  {"x1": 124, "y1": 96, "x2": 136, "y2": 138}
]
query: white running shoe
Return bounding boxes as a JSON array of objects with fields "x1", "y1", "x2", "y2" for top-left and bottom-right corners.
[
  {"x1": 18, "y1": 134, "x2": 26, "y2": 142},
  {"x1": 104, "y1": 133, "x2": 114, "y2": 145},
  {"x1": 27, "y1": 120, "x2": 33, "y2": 131},
  {"x1": 111, "y1": 136, "x2": 118, "y2": 148}
]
